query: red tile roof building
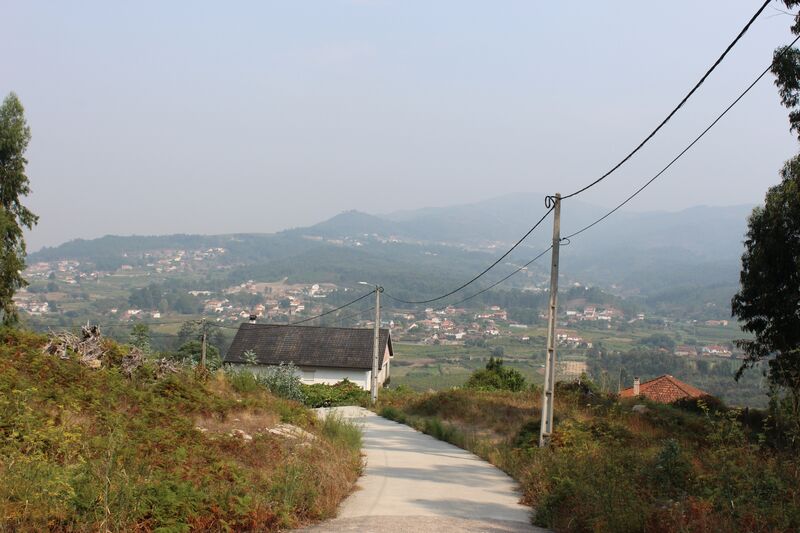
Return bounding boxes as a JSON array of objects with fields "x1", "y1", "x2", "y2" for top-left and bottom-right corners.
[{"x1": 619, "y1": 375, "x2": 708, "y2": 403}]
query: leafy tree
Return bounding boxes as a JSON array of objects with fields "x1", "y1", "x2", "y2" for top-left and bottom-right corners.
[
  {"x1": 465, "y1": 357, "x2": 526, "y2": 392},
  {"x1": 177, "y1": 320, "x2": 198, "y2": 346},
  {"x1": 175, "y1": 340, "x2": 221, "y2": 370},
  {"x1": 732, "y1": 158, "x2": 800, "y2": 421},
  {"x1": 129, "y1": 323, "x2": 152, "y2": 354},
  {"x1": 0, "y1": 93, "x2": 38, "y2": 325},
  {"x1": 732, "y1": 5, "x2": 800, "y2": 437},
  {"x1": 172, "y1": 291, "x2": 201, "y2": 314},
  {"x1": 211, "y1": 328, "x2": 228, "y2": 353},
  {"x1": 640, "y1": 333, "x2": 676, "y2": 351}
]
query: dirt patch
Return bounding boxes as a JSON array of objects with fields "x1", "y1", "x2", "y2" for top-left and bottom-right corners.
[{"x1": 195, "y1": 409, "x2": 279, "y2": 437}]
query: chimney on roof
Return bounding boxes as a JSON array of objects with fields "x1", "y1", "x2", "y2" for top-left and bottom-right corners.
[
  {"x1": 633, "y1": 377, "x2": 640, "y2": 396},
  {"x1": 249, "y1": 314, "x2": 257, "y2": 324}
]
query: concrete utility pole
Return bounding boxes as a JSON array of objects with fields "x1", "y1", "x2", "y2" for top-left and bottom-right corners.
[
  {"x1": 358, "y1": 282, "x2": 384, "y2": 404},
  {"x1": 200, "y1": 319, "x2": 207, "y2": 368},
  {"x1": 539, "y1": 193, "x2": 561, "y2": 447},
  {"x1": 370, "y1": 287, "x2": 383, "y2": 404}
]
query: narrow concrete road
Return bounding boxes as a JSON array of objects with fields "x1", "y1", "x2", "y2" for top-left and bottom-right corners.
[{"x1": 304, "y1": 407, "x2": 546, "y2": 533}]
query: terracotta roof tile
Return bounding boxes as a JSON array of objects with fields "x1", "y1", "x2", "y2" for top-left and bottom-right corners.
[{"x1": 619, "y1": 375, "x2": 708, "y2": 403}]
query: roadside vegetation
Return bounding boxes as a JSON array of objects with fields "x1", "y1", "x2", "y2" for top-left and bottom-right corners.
[
  {"x1": 0, "y1": 328, "x2": 362, "y2": 532},
  {"x1": 378, "y1": 361, "x2": 800, "y2": 532}
]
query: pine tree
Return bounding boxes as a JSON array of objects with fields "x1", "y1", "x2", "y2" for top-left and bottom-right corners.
[{"x1": 0, "y1": 93, "x2": 38, "y2": 325}]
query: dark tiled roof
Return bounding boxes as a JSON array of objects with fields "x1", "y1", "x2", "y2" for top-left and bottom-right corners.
[
  {"x1": 619, "y1": 374, "x2": 708, "y2": 403},
  {"x1": 224, "y1": 323, "x2": 392, "y2": 370}
]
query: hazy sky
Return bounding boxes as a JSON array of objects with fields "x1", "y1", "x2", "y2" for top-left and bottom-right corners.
[{"x1": 4, "y1": 1, "x2": 798, "y2": 251}]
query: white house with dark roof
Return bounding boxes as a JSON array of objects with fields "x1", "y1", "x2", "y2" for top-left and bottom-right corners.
[{"x1": 224, "y1": 323, "x2": 393, "y2": 390}]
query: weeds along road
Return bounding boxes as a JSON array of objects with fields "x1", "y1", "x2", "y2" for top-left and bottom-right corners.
[{"x1": 304, "y1": 406, "x2": 547, "y2": 533}]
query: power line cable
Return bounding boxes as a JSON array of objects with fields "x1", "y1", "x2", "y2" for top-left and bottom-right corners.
[
  {"x1": 380, "y1": 4, "x2": 773, "y2": 310},
  {"x1": 290, "y1": 289, "x2": 376, "y2": 324},
  {"x1": 383, "y1": 206, "x2": 554, "y2": 305},
  {"x1": 208, "y1": 322, "x2": 243, "y2": 330},
  {"x1": 332, "y1": 305, "x2": 376, "y2": 326},
  {"x1": 443, "y1": 246, "x2": 554, "y2": 309},
  {"x1": 381, "y1": 245, "x2": 551, "y2": 318},
  {"x1": 563, "y1": 33, "x2": 800, "y2": 241},
  {"x1": 30, "y1": 5, "x2": 778, "y2": 336},
  {"x1": 558, "y1": 0, "x2": 772, "y2": 201}
]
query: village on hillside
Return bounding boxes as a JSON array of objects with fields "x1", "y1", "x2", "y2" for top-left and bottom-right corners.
[{"x1": 17, "y1": 251, "x2": 743, "y2": 367}]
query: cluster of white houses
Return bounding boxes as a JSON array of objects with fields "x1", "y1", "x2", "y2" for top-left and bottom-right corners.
[{"x1": 224, "y1": 323, "x2": 393, "y2": 390}]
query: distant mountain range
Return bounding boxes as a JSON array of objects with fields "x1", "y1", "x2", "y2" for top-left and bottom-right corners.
[{"x1": 30, "y1": 193, "x2": 755, "y2": 307}]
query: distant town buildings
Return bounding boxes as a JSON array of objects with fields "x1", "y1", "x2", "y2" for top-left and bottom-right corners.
[{"x1": 15, "y1": 250, "x2": 742, "y2": 363}]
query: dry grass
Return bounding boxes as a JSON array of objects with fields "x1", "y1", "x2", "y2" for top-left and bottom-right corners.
[
  {"x1": 0, "y1": 328, "x2": 361, "y2": 532},
  {"x1": 195, "y1": 409, "x2": 280, "y2": 437},
  {"x1": 378, "y1": 385, "x2": 800, "y2": 532}
]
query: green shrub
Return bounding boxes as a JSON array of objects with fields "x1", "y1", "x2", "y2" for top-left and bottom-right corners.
[
  {"x1": 379, "y1": 406, "x2": 406, "y2": 424},
  {"x1": 301, "y1": 380, "x2": 368, "y2": 408},
  {"x1": 0, "y1": 329, "x2": 361, "y2": 531},
  {"x1": 421, "y1": 417, "x2": 467, "y2": 448},
  {"x1": 368, "y1": 371, "x2": 800, "y2": 532},
  {"x1": 651, "y1": 438, "x2": 692, "y2": 495},
  {"x1": 321, "y1": 412, "x2": 362, "y2": 452},
  {"x1": 532, "y1": 446, "x2": 649, "y2": 532},
  {"x1": 514, "y1": 418, "x2": 553, "y2": 450},
  {"x1": 255, "y1": 362, "x2": 305, "y2": 402},
  {"x1": 464, "y1": 357, "x2": 526, "y2": 392},
  {"x1": 225, "y1": 367, "x2": 261, "y2": 393}
]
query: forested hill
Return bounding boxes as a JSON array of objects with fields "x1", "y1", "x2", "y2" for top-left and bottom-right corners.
[{"x1": 29, "y1": 195, "x2": 754, "y2": 306}]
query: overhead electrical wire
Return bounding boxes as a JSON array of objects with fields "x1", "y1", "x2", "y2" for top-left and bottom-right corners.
[
  {"x1": 563, "y1": 32, "x2": 800, "y2": 241},
  {"x1": 333, "y1": 305, "x2": 376, "y2": 326},
  {"x1": 559, "y1": 0, "x2": 772, "y2": 201},
  {"x1": 25, "y1": 2, "x2": 787, "y2": 333},
  {"x1": 383, "y1": 206, "x2": 554, "y2": 305},
  {"x1": 380, "y1": 1, "x2": 772, "y2": 308},
  {"x1": 426, "y1": 245, "x2": 555, "y2": 312},
  {"x1": 289, "y1": 289, "x2": 376, "y2": 325}
]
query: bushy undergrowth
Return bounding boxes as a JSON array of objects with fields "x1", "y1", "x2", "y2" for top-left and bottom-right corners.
[
  {"x1": 378, "y1": 384, "x2": 800, "y2": 532},
  {"x1": 321, "y1": 411, "x2": 363, "y2": 451},
  {"x1": 464, "y1": 356, "x2": 527, "y2": 392},
  {"x1": 226, "y1": 362, "x2": 306, "y2": 403},
  {"x1": 301, "y1": 379, "x2": 369, "y2": 408},
  {"x1": 226, "y1": 368, "x2": 370, "y2": 409},
  {"x1": 0, "y1": 329, "x2": 361, "y2": 531}
]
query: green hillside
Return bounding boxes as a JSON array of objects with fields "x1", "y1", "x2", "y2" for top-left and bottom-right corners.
[
  {"x1": 0, "y1": 329, "x2": 361, "y2": 531},
  {"x1": 379, "y1": 385, "x2": 800, "y2": 532},
  {"x1": 28, "y1": 197, "x2": 753, "y2": 304}
]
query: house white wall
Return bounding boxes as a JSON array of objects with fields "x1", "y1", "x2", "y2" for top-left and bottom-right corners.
[
  {"x1": 245, "y1": 364, "x2": 373, "y2": 390},
  {"x1": 371, "y1": 344, "x2": 393, "y2": 387},
  {"x1": 299, "y1": 367, "x2": 371, "y2": 389},
  {"x1": 241, "y1": 345, "x2": 392, "y2": 391}
]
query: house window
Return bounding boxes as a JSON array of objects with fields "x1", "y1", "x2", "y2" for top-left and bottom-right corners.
[{"x1": 302, "y1": 370, "x2": 316, "y2": 382}]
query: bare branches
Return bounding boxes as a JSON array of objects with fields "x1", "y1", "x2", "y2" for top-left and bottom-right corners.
[{"x1": 42, "y1": 324, "x2": 105, "y2": 368}]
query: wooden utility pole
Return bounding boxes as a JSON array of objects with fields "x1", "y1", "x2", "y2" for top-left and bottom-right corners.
[
  {"x1": 539, "y1": 193, "x2": 561, "y2": 447},
  {"x1": 370, "y1": 287, "x2": 382, "y2": 404}
]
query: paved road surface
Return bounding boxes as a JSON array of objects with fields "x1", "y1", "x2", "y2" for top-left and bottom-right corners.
[{"x1": 303, "y1": 406, "x2": 546, "y2": 533}]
